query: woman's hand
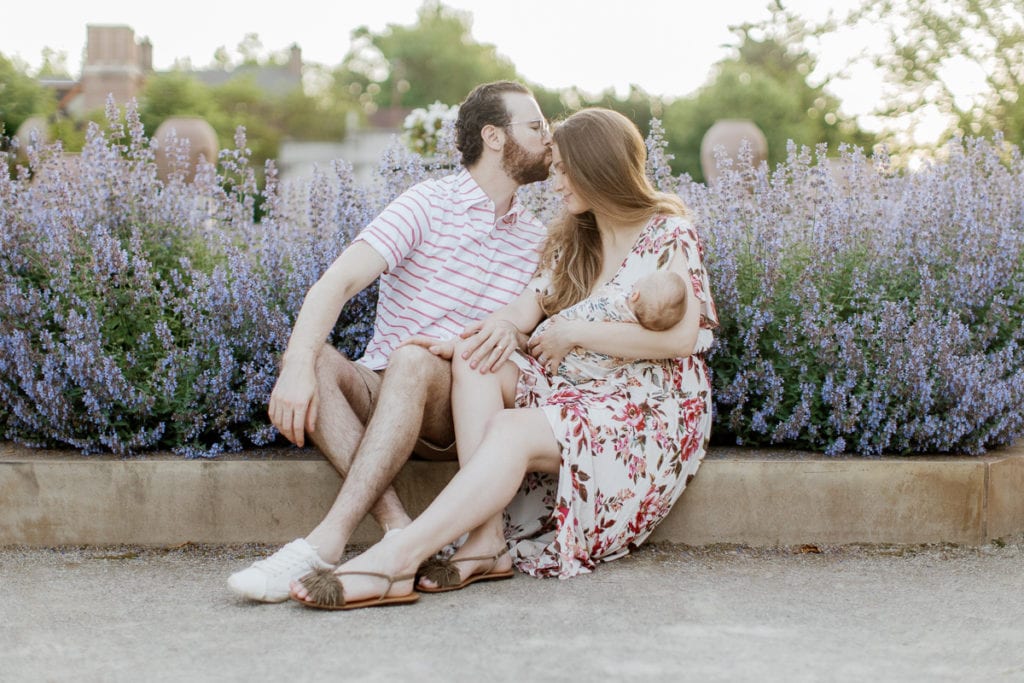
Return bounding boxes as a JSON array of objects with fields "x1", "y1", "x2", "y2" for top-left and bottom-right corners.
[
  {"x1": 459, "y1": 318, "x2": 524, "y2": 374},
  {"x1": 401, "y1": 335, "x2": 456, "y2": 360},
  {"x1": 528, "y1": 316, "x2": 580, "y2": 373}
]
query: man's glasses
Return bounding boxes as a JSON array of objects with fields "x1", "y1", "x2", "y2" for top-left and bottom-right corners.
[{"x1": 504, "y1": 119, "x2": 551, "y2": 136}]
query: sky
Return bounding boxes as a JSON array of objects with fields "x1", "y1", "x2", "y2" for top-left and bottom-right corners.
[{"x1": 3, "y1": 0, "x2": 871, "y2": 106}]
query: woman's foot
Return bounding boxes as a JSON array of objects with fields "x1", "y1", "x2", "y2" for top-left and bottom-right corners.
[
  {"x1": 289, "y1": 531, "x2": 420, "y2": 607},
  {"x1": 417, "y1": 528, "x2": 513, "y2": 592}
]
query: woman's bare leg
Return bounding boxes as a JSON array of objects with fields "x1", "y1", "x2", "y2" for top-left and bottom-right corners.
[
  {"x1": 292, "y1": 407, "x2": 560, "y2": 604},
  {"x1": 419, "y1": 354, "x2": 521, "y2": 585}
]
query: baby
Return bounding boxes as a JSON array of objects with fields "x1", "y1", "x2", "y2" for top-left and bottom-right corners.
[
  {"x1": 535, "y1": 270, "x2": 689, "y2": 385},
  {"x1": 623, "y1": 270, "x2": 688, "y2": 331}
]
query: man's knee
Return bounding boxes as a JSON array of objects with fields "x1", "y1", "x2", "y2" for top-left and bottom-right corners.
[
  {"x1": 313, "y1": 344, "x2": 377, "y2": 421},
  {"x1": 386, "y1": 344, "x2": 451, "y2": 386},
  {"x1": 313, "y1": 344, "x2": 346, "y2": 376},
  {"x1": 382, "y1": 345, "x2": 454, "y2": 443}
]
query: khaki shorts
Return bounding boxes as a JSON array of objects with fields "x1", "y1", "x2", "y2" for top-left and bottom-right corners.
[{"x1": 353, "y1": 362, "x2": 457, "y2": 461}]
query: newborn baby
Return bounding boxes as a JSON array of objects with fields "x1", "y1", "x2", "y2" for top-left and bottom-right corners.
[
  {"x1": 624, "y1": 270, "x2": 688, "y2": 331},
  {"x1": 534, "y1": 270, "x2": 689, "y2": 385}
]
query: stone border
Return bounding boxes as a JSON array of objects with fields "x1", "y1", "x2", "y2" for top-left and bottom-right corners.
[{"x1": 1, "y1": 442, "x2": 1020, "y2": 547}]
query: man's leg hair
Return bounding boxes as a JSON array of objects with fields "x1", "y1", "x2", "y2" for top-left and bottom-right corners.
[
  {"x1": 305, "y1": 344, "x2": 455, "y2": 563},
  {"x1": 306, "y1": 345, "x2": 374, "y2": 472}
]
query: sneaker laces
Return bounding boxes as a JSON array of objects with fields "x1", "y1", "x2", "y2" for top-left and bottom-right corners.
[{"x1": 252, "y1": 541, "x2": 316, "y2": 573}]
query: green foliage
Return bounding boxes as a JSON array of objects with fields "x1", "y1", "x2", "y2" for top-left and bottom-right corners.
[
  {"x1": 0, "y1": 52, "x2": 54, "y2": 142},
  {"x1": 138, "y1": 71, "x2": 216, "y2": 132},
  {"x1": 335, "y1": 0, "x2": 518, "y2": 112},
  {"x1": 848, "y1": 0, "x2": 1024, "y2": 146},
  {"x1": 662, "y1": 5, "x2": 875, "y2": 181},
  {"x1": 137, "y1": 71, "x2": 348, "y2": 186}
]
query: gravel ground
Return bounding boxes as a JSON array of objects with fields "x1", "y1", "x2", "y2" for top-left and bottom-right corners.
[{"x1": 2, "y1": 538, "x2": 1022, "y2": 682}]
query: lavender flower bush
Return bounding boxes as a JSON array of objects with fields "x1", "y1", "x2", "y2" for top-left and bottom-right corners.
[
  {"x1": 0, "y1": 103, "x2": 390, "y2": 456},
  {"x1": 2, "y1": 105, "x2": 1021, "y2": 457},
  {"x1": 674, "y1": 132, "x2": 1024, "y2": 455}
]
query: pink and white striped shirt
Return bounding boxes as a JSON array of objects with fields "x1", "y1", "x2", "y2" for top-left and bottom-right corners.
[{"x1": 355, "y1": 168, "x2": 548, "y2": 370}]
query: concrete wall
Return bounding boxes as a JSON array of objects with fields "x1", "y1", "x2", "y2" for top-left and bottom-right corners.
[{"x1": 2, "y1": 443, "x2": 1020, "y2": 547}]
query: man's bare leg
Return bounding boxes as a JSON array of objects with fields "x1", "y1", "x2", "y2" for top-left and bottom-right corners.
[
  {"x1": 305, "y1": 344, "x2": 455, "y2": 563},
  {"x1": 291, "y1": 408, "x2": 561, "y2": 605},
  {"x1": 227, "y1": 344, "x2": 452, "y2": 602},
  {"x1": 305, "y1": 345, "x2": 412, "y2": 549}
]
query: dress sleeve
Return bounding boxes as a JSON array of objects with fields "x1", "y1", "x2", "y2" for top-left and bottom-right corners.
[{"x1": 662, "y1": 216, "x2": 719, "y2": 347}]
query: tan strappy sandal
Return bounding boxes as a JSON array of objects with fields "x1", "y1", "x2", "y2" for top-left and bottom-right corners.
[
  {"x1": 416, "y1": 547, "x2": 514, "y2": 593},
  {"x1": 292, "y1": 568, "x2": 419, "y2": 610}
]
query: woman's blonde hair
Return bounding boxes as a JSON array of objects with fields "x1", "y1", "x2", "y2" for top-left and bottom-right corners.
[{"x1": 540, "y1": 108, "x2": 688, "y2": 315}]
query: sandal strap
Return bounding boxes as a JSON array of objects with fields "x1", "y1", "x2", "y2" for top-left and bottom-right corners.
[
  {"x1": 445, "y1": 546, "x2": 509, "y2": 573},
  {"x1": 334, "y1": 570, "x2": 416, "y2": 582},
  {"x1": 333, "y1": 570, "x2": 416, "y2": 603}
]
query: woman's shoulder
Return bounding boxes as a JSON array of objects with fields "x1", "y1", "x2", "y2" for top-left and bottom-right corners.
[
  {"x1": 652, "y1": 212, "x2": 696, "y2": 233},
  {"x1": 636, "y1": 213, "x2": 696, "y2": 253}
]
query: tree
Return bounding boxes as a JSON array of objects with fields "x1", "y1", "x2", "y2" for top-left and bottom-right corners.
[
  {"x1": 37, "y1": 48, "x2": 72, "y2": 79},
  {"x1": 138, "y1": 67, "x2": 349, "y2": 188},
  {"x1": 847, "y1": 0, "x2": 1024, "y2": 145},
  {"x1": 138, "y1": 71, "x2": 215, "y2": 135},
  {"x1": 334, "y1": 0, "x2": 518, "y2": 112},
  {"x1": 662, "y1": 2, "x2": 875, "y2": 182},
  {"x1": 0, "y1": 53, "x2": 53, "y2": 142}
]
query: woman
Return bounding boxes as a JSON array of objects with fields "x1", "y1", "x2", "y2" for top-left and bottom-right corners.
[{"x1": 291, "y1": 108, "x2": 718, "y2": 608}]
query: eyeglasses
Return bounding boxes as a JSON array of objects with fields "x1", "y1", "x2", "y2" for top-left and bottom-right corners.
[{"x1": 504, "y1": 119, "x2": 551, "y2": 136}]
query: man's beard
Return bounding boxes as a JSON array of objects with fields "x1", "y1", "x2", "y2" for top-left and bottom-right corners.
[{"x1": 502, "y1": 136, "x2": 550, "y2": 185}]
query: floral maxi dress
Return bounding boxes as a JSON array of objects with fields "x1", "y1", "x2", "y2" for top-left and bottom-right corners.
[{"x1": 505, "y1": 214, "x2": 718, "y2": 578}]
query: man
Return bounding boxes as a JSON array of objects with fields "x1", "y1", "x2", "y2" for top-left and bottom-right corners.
[{"x1": 228, "y1": 81, "x2": 552, "y2": 602}]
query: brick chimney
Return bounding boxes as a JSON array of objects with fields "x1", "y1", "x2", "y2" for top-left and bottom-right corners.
[{"x1": 80, "y1": 25, "x2": 146, "y2": 111}]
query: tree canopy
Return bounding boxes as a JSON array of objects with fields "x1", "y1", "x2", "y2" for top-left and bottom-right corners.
[
  {"x1": 334, "y1": 0, "x2": 518, "y2": 113},
  {"x1": 8, "y1": 0, "x2": 1023, "y2": 179},
  {"x1": 846, "y1": 0, "x2": 1024, "y2": 145},
  {"x1": 0, "y1": 53, "x2": 53, "y2": 142},
  {"x1": 663, "y1": 3, "x2": 875, "y2": 181}
]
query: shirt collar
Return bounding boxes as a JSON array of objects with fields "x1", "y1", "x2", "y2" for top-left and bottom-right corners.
[
  {"x1": 450, "y1": 167, "x2": 523, "y2": 225},
  {"x1": 451, "y1": 167, "x2": 491, "y2": 209}
]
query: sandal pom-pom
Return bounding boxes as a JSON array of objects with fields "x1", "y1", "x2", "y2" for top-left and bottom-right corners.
[
  {"x1": 301, "y1": 567, "x2": 345, "y2": 607},
  {"x1": 417, "y1": 557, "x2": 460, "y2": 588}
]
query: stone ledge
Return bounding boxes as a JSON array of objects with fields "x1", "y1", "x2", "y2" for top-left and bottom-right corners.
[{"x1": 1, "y1": 442, "x2": 1021, "y2": 547}]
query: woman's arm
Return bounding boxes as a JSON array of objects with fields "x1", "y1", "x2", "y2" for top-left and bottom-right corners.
[{"x1": 529, "y1": 257, "x2": 701, "y2": 370}]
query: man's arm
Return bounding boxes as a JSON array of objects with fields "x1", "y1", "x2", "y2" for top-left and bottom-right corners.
[{"x1": 269, "y1": 241, "x2": 387, "y2": 447}]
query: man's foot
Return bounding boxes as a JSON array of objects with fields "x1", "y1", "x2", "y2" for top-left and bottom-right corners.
[{"x1": 227, "y1": 538, "x2": 332, "y2": 603}]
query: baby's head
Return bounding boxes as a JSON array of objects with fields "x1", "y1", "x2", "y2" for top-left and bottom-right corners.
[{"x1": 628, "y1": 271, "x2": 688, "y2": 331}]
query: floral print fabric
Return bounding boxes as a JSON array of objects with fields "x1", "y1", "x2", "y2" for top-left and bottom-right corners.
[{"x1": 505, "y1": 214, "x2": 718, "y2": 578}]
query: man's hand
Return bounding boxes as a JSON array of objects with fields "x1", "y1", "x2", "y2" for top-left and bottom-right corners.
[{"x1": 267, "y1": 361, "x2": 318, "y2": 448}]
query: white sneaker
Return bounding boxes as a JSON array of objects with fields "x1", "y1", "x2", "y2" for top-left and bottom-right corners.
[{"x1": 227, "y1": 538, "x2": 331, "y2": 603}]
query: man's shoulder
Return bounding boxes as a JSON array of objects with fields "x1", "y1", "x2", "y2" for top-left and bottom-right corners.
[
  {"x1": 411, "y1": 168, "x2": 470, "y2": 194},
  {"x1": 390, "y1": 169, "x2": 472, "y2": 208}
]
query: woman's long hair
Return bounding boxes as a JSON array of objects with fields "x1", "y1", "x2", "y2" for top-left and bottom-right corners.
[{"x1": 540, "y1": 108, "x2": 688, "y2": 316}]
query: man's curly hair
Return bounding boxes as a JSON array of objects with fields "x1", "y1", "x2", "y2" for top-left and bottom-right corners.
[{"x1": 455, "y1": 81, "x2": 532, "y2": 167}]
